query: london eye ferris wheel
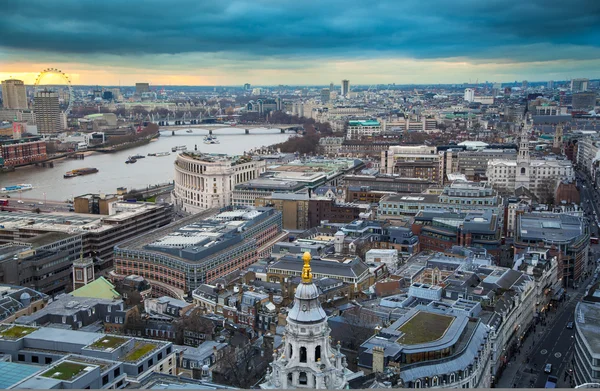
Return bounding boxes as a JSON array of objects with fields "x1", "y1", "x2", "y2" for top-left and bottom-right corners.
[{"x1": 34, "y1": 68, "x2": 74, "y2": 116}]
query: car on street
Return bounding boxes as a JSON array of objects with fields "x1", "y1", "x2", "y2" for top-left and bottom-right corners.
[
  {"x1": 545, "y1": 375, "x2": 558, "y2": 388},
  {"x1": 17, "y1": 200, "x2": 23, "y2": 204},
  {"x1": 38, "y1": 202, "x2": 44, "y2": 205},
  {"x1": 544, "y1": 363, "x2": 553, "y2": 374},
  {"x1": 567, "y1": 321, "x2": 574, "y2": 329}
]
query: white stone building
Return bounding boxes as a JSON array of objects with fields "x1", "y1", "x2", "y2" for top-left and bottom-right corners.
[
  {"x1": 173, "y1": 152, "x2": 266, "y2": 214},
  {"x1": 486, "y1": 123, "x2": 574, "y2": 201},
  {"x1": 261, "y1": 253, "x2": 357, "y2": 389}
]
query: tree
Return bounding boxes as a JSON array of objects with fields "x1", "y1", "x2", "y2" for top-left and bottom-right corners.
[
  {"x1": 211, "y1": 332, "x2": 269, "y2": 388},
  {"x1": 173, "y1": 308, "x2": 215, "y2": 345}
]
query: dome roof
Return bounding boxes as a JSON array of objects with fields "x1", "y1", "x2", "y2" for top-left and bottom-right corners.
[
  {"x1": 19, "y1": 292, "x2": 31, "y2": 301},
  {"x1": 287, "y1": 282, "x2": 327, "y2": 324}
]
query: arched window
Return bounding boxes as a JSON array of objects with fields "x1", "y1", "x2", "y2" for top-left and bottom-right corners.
[
  {"x1": 450, "y1": 373, "x2": 456, "y2": 383},
  {"x1": 415, "y1": 379, "x2": 421, "y2": 388},
  {"x1": 289, "y1": 344, "x2": 293, "y2": 359},
  {"x1": 287, "y1": 373, "x2": 293, "y2": 385},
  {"x1": 315, "y1": 345, "x2": 321, "y2": 362},
  {"x1": 432, "y1": 376, "x2": 439, "y2": 386},
  {"x1": 299, "y1": 372, "x2": 308, "y2": 385},
  {"x1": 300, "y1": 346, "x2": 307, "y2": 363},
  {"x1": 521, "y1": 167, "x2": 526, "y2": 175}
]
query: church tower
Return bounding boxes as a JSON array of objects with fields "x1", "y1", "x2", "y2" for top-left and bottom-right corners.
[
  {"x1": 553, "y1": 123, "x2": 564, "y2": 154},
  {"x1": 261, "y1": 252, "x2": 350, "y2": 389},
  {"x1": 515, "y1": 120, "x2": 531, "y2": 191}
]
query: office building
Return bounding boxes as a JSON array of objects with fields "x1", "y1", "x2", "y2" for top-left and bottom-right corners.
[
  {"x1": 135, "y1": 82, "x2": 150, "y2": 94},
  {"x1": 232, "y1": 178, "x2": 305, "y2": 207},
  {"x1": 173, "y1": 152, "x2": 266, "y2": 214},
  {"x1": 571, "y1": 78, "x2": 589, "y2": 92},
  {"x1": 464, "y1": 88, "x2": 475, "y2": 102},
  {"x1": 341, "y1": 80, "x2": 350, "y2": 97},
  {"x1": 378, "y1": 180, "x2": 502, "y2": 218},
  {"x1": 0, "y1": 285, "x2": 46, "y2": 324},
  {"x1": 522, "y1": 80, "x2": 529, "y2": 89},
  {"x1": 320, "y1": 88, "x2": 330, "y2": 103},
  {"x1": 547, "y1": 80, "x2": 554, "y2": 89},
  {"x1": 244, "y1": 83, "x2": 251, "y2": 90},
  {"x1": 412, "y1": 209, "x2": 503, "y2": 259},
  {"x1": 380, "y1": 145, "x2": 443, "y2": 184},
  {"x1": 573, "y1": 286, "x2": 600, "y2": 386},
  {"x1": 0, "y1": 245, "x2": 75, "y2": 296},
  {"x1": 0, "y1": 138, "x2": 47, "y2": 167},
  {"x1": 113, "y1": 207, "x2": 285, "y2": 298},
  {"x1": 0, "y1": 202, "x2": 173, "y2": 272},
  {"x1": 1, "y1": 79, "x2": 28, "y2": 110},
  {"x1": 343, "y1": 174, "x2": 437, "y2": 194},
  {"x1": 33, "y1": 90, "x2": 61, "y2": 135},
  {"x1": 572, "y1": 92, "x2": 597, "y2": 111},
  {"x1": 330, "y1": 82, "x2": 335, "y2": 94},
  {"x1": 0, "y1": 325, "x2": 175, "y2": 388},
  {"x1": 457, "y1": 149, "x2": 517, "y2": 180},
  {"x1": 346, "y1": 120, "x2": 382, "y2": 139},
  {"x1": 514, "y1": 212, "x2": 589, "y2": 288},
  {"x1": 359, "y1": 306, "x2": 492, "y2": 388}
]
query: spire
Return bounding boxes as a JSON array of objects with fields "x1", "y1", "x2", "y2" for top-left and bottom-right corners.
[{"x1": 301, "y1": 252, "x2": 312, "y2": 283}]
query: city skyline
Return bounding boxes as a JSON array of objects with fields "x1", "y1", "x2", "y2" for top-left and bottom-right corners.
[{"x1": 2, "y1": 0, "x2": 600, "y2": 86}]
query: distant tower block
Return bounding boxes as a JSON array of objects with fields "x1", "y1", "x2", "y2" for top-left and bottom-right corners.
[{"x1": 72, "y1": 254, "x2": 95, "y2": 290}]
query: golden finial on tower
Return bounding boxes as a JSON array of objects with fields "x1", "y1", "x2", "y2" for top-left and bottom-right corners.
[{"x1": 301, "y1": 251, "x2": 312, "y2": 283}]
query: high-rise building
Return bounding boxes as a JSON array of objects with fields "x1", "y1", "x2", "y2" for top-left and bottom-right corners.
[
  {"x1": 320, "y1": 88, "x2": 330, "y2": 103},
  {"x1": 522, "y1": 80, "x2": 529, "y2": 90},
  {"x1": 547, "y1": 80, "x2": 554, "y2": 89},
  {"x1": 572, "y1": 92, "x2": 597, "y2": 111},
  {"x1": 135, "y1": 82, "x2": 150, "y2": 94},
  {"x1": 341, "y1": 80, "x2": 350, "y2": 97},
  {"x1": 464, "y1": 88, "x2": 475, "y2": 102},
  {"x1": 329, "y1": 82, "x2": 334, "y2": 93},
  {"x1": 571, "y1": 78, "x2": 589, "y2": 92},
  {"x1": 1, "y1": 79, "x2": 28, "y2": 110},
  {"x1": 34, "y1": 90, "x2": 61, "y2": 135},
  {"x1": 244, "y1": 83, "x2": 251, "y2": 90}
]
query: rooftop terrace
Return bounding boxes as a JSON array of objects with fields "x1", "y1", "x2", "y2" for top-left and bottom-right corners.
[
  {"x1": 40, "y1": 361, "x2": 88, "y2": 381},
  {"x1": 397, "y1": 311, "x2": 455, "y2": 345}
]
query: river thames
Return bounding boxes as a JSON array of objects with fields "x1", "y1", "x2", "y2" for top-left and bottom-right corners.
[{"x1": 0, "y1": 128, "x2": 290, "y2": 201}]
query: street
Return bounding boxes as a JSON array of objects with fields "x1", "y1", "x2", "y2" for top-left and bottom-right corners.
[{"x1": 497, "y1": 286, "x2": 587, "y2": 388}]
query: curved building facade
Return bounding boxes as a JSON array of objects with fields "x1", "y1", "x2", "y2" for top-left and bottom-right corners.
[{"x1": 173, "y1": 152, "x2": 266, "y2": 214}]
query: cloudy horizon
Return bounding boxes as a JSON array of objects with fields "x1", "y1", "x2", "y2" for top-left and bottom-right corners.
[{"x1": 2, "y1": 0, "x2": 600, "y2": 86}]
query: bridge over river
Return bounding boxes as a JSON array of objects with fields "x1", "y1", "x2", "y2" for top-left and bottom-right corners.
[{"x1": 158, "y1": 123, "x2": 304, "y2": 135}]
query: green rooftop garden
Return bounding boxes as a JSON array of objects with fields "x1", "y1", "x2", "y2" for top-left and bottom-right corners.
[
  {"x1": 41, "y1": 361, "x2": 88, "y2": 381},
  {"x1": 123, "y1": 342, "x2": 157, "y2": 362},
  {"x1": 0, "y1": 325, "x2": 37, "y2": 339},
  {"x1": 397, "y1": 311, "x2": 454, "y2": 345},
  {"x1": 88, "y1": 335, "x2": 128, "y2": 350}
]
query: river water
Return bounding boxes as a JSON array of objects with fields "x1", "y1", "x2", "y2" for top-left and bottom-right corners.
[{"x1": 0, "y1": 128, "x2": 289, "y2": 201}]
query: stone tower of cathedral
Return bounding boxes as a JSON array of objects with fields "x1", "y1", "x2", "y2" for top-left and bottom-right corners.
[
  {"x1": 515, "y1": 119, "x2": 532, "y2": 191},
  {"x1": 260, "y1": 252, "x2": 350, "y2": 389}
]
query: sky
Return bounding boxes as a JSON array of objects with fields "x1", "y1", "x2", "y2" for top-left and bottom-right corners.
[{"x1": 1, "y1": 0, "x2": 600, "y2": 86}]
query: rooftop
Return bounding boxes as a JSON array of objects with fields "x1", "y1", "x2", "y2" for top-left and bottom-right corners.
[
  {"x1": 123, "y1": 341, "x2": 158, "y2": 362},
  {"x1": 71, "y1": 277, "x2": 121, "y2": 300},
  {"x1": 397, "y1": 311, "x2": 455, "y2": 345},
  {"x1": 87, "y1": 335, "x2": 128, "y2": 350},
  {"x1": 518, "y1": 212, "x2": 586, "y2": 244},
  {"x1": 0, "y1": 362, "x2": 40, "y2": 389},
  {"x1": 40, "y1": 361, "x2": 89, "y2": 381},
  {"x1": 0, "y1": 325, "x2": 37, "y2": 340}
]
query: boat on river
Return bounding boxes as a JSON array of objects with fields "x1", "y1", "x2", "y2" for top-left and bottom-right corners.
[
  {"x1": 0, "y1": 184, "x2": 33, "y2": 193},
  {"x1": 64, "y1": 168, "x2": 98, "y2": 178}
]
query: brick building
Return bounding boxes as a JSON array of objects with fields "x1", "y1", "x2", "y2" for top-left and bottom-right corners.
[{"x1": 0, "y1": 138, "x2": 47, "y2": 167}]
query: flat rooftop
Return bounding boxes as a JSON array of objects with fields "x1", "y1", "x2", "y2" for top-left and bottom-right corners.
[
  {"x1": 519, "y1": 213, "x2": 585, "y2": 244},
  {"x1": 396, "y1": 311, "x2": 455, "y2": 345},
  {"x1": 118, "y1": 207, "x2": 275, "y2": 264}
]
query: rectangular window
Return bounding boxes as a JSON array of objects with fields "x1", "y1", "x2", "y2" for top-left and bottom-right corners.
[
  {"x1": 31, "y1": 356, "x2": 39, "y2": 363},
  {"x1": 102, "y1": 375, "x2": 109, "y2": 386},
  {"x1": 45, "y1": 357, "x2": 52, "y2": 364}
]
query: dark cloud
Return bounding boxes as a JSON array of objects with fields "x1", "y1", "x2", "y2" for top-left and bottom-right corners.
[{"x1": 2, "y1": 0, "x2": 600, "y2": 63}]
